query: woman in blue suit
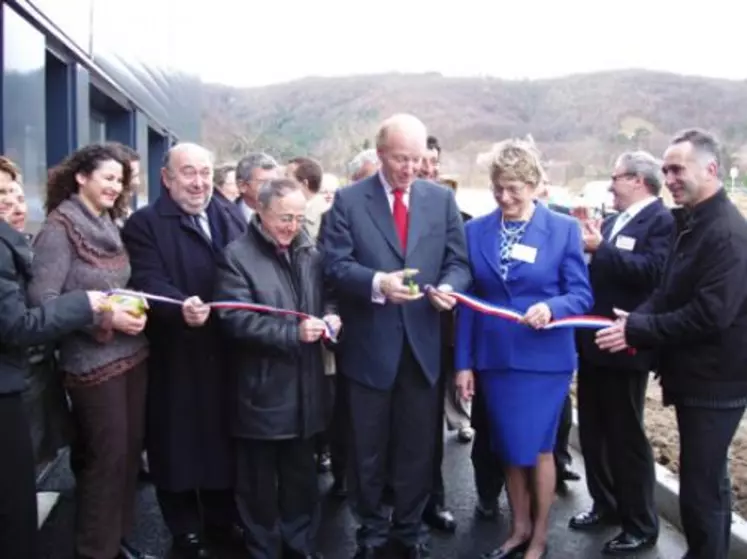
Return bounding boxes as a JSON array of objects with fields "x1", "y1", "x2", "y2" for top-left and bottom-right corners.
[{"x1": 455, "y1": 140, "x2": 592, "y2": 559}]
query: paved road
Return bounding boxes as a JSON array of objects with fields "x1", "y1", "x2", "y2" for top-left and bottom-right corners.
[{"x1": 38, "y1": 435, "x2": 686, "y2": 558}]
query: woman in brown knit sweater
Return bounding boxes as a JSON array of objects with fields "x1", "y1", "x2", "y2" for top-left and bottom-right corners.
[{"x1": 28, "y1": 144, "x2": 152, "y2": 559}]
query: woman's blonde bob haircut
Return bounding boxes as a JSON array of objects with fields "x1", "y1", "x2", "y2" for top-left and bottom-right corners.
[{"x1": 487, "y1": 139, "x2": 544, "y2": 188}]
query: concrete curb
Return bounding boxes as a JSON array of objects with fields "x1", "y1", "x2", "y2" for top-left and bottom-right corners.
[{"x1": 569, "y1": 410, "x2": 747, "y2": 558}]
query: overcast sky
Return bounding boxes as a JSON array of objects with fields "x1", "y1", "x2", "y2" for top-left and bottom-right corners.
[{"x1": 188, "y1": 0, "x2": 747, "y2": 88}]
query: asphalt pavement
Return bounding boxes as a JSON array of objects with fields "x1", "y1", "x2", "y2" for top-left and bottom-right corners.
[{"x1": 37, "y1": 434, "x2": 687, "y2": 558}]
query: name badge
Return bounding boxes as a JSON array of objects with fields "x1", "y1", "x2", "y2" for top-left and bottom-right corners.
[
  {"x1": 510, "y1": 243, "x2": 537, "y2": 263},
  {"x1": 615, "y1": 235, "x2": 636, "y2": 251}
]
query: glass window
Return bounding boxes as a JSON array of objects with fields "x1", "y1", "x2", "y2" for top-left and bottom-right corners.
[
  {"x1": 3, "y1": 5, "x2": 47, "y2": 231},
  {"x1": 89, "y1": 111, "x2": 107, "y2": 143}
]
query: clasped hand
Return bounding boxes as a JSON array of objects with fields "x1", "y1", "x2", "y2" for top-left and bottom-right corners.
[
  {"x1": 182, "y1": 295, "x2": 211, "y2": 327},
  {"x1": 299, "y1": 314, "x2": 342, "y2": 343},
  {"x1": 595, "y1": 308, "x2": 630, "y2": 352},
  {"x1": 521, "y1": 302, "x2": 552, "y2": 329}
]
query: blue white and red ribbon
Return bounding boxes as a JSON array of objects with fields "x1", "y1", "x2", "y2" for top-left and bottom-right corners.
[
  {"x1": 427, "y1": 287, "x2": 614, "y2": 330},
  {"x1": 107, "y1": 289, "x2": 338, "y2": 342}
]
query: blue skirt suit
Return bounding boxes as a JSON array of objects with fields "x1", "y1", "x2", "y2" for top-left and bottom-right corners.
[{"x1": 455, "y1": 203, "x2": 593, "y2": 466}]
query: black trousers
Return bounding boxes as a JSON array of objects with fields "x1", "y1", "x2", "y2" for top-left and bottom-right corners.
[
  {"x1": 347, "y1": 342, "x2": 439, "y2": 547},
  {"x1": 676, "y1": 404, "x2": 744, "y2": 559},
  {"x1": 577, "y1": 360, "x2": 658, "y2": 537},
  {"x1": 470, "y1": 383, "x2": 573, "y2": 502},
  {"x1": 235, "y1": 437, "x2": 320, "y2": 559},
  {"x1": 427, "y1": 353, "x2": 449, "y2": 511},
  {"x1": 471, "y1": 384, "x2": 505, "y2": 504},
  {"x1": 156, "y1": 487, "x2": 236, "y2": 537},
  {"x1": 0, "y1": 393, "x2": 38, "y2": 559},
  {"x1": 329, "y1": 373, "x2": 349, "y2": 483},
  {"x1": 555, "y1": 395, "x2": 573, "y2": 470}
]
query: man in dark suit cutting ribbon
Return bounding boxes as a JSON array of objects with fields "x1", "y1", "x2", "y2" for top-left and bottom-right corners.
[{"x1": 321, "y1": 113, "x2": 471, "y2": 559}]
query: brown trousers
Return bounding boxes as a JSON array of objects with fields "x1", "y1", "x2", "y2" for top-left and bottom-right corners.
[{"x1": 67, "y1": 362, "x2": 147, "y2": 559}]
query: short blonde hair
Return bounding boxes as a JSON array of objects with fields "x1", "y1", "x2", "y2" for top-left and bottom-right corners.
[{"x1": 488, "y1": 139, "x2": 544, "y2": 188}]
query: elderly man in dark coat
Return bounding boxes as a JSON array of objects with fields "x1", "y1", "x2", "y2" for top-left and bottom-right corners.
[
  {"x1": 121, "y1": 143, "x2": 246, "y2": 559},
  {"x1": 215, "y1": 177, "x2": 340, "y2": 559}
]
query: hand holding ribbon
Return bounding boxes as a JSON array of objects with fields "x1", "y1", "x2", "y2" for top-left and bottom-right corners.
[
  {"x1": 109, "y1": 289, "x2": 340, "y2": 342},
  {"x1": 427, "y1": 283, "x2": 457, "y2": 311},
  {"x1": 521, "y1": 302, "x2": 552, "y2": 329},
  {"x1": 595, "y1": 308, "x2": 631, "y2": 353},
  {"x1": 424, "y1": 285, "x2": 616, "y2": 331},
  {"x1": 183, "y1": 295, "x2": 210, "y2": 327}
]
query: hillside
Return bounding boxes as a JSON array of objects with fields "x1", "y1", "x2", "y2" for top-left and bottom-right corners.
[{"x1": 201, "y1": 70, "x2": 747, "y2": 186}]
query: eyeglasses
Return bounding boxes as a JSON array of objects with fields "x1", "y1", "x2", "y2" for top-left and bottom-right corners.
[
  {"x1": 269, "y1": 211, "x2": 306, "y2": 225},
  {"x1": 610, "y1": 172, "x2": 635, "y2": 182},
  {"x1": 491, "y1": 184, "x2": 527, "y2": 197}
]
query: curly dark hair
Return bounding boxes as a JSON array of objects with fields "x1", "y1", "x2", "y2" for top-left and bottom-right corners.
[{"x1": 46, "y1": 143, "x2": 133, "y2": 219}]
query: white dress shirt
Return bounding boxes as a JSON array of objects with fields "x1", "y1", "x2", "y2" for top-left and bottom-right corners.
[
  {"x1": 238, "y1": 199, "x2": 254, "y2": 223},
  {"x1": 194, "y1": 211, "x2": 212, "y2": 240},
  {"x1": 608, "y1": 196, "x2": 657, "y2": 241}
]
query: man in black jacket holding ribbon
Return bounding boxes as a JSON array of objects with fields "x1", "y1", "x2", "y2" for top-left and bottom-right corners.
[{"x1": 597, "y1": 129, "x2": 747, "y2": 559}]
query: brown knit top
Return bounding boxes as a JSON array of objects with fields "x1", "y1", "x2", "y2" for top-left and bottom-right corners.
[{"x1": 27, "y1": 195, "x2": 148, "y2": 386}]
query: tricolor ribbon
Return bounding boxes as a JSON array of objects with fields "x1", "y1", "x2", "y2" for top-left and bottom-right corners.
[
  {"x1": 448, "y1": 291, "x2": 613, "y2": 330},
  {"x1": 426, "y1": 286, "x2": 636, "y2": 354},
  {"x1": 424, "y1": 285, "x2": 614, "y2": 330},
  {"x1": 107, "y1": 289, "x2": 338, "y2": 342}
]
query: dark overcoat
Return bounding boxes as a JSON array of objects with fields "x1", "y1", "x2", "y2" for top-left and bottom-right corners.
[{"x1": 121, "y1": 193, "x2": 246, "y2": 491}]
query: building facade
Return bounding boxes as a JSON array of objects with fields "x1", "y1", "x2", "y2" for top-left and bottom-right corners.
[
  {"x1": 1, "y1": 0, "x2": 203, "y2": 481},
  {"x1": 1, "y1": 0, "x2": 202, "y2": 231}
]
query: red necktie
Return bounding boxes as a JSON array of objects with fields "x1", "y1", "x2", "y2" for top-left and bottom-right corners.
[{"x1": 392, "y1": 188, "x2": 408, "y2": 250}]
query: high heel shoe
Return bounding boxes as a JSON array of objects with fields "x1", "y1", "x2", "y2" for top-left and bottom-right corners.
[{"x1": 479, "y1": 539, "x2": 530, "y2": 559}]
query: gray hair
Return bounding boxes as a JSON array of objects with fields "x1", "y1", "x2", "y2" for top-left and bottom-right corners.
[
  {"x1": 257, "y1": 177, "x2": 302, "y2": 208},
  {"x1": 616, "y1": 151, "x2": 663, "y2": 196},
  {"x1": 670, "y1": 128, "x2": 721, "y2": 170},
  {"x1": 236, "y1": 152, "x2": 278, "y2": 183},
  {"x1": 348, "y1": 148, "x2": 379, "y2": 177}
]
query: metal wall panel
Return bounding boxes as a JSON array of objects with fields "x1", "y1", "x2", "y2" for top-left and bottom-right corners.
[
  {"x1": 89, "y1": 0, "x2": 201, "y2": 142},
  {"x1": 17, "y1": 0, "x2": 201, "y2": 144},
  {"x1": 2, "y1": 4, "x2": 47, "y2": 226}
]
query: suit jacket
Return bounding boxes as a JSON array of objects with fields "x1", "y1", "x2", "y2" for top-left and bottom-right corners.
[
  {"x1": 212, "y1": 189, "x2": 244, "y2": 223},
  {"x1": 577, "y1": 199, "x2": 674, "y2": 372},
  {"x1": 455, "y1": 203, "x2": 593, "y2": 374},
  {"x1": 321, "y1": 174, "x2": 471, "y2": 390}
]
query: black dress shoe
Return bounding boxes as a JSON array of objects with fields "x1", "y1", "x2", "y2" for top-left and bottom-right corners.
[
  {"x1": 568, "y1": 510, "x2": 619, "y2": 531},
  {"x1": 480, "y1": 539, "x2": 529, "y2": 559},
  {"x1": 602, "y1": 532, "x2": 657, "y2": 555},
  {"x1": 205, "y1": 523, "x2": 245, "y2": 548},
  {"x1": 351, "y1": 545, "x2": 384, "y2": 559},
  {"x1": 423, "y1": 505, "x2": 457, "y2": 533},
  {"x1": 475, "y1": 499, "x2": 498, "y2": 520},
  {"x1": 172, "y1": 533, "x2": 215, "y2": 559},
  {"x1": 119, "y1": 540, "x2": 159, "y2": 559}
]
